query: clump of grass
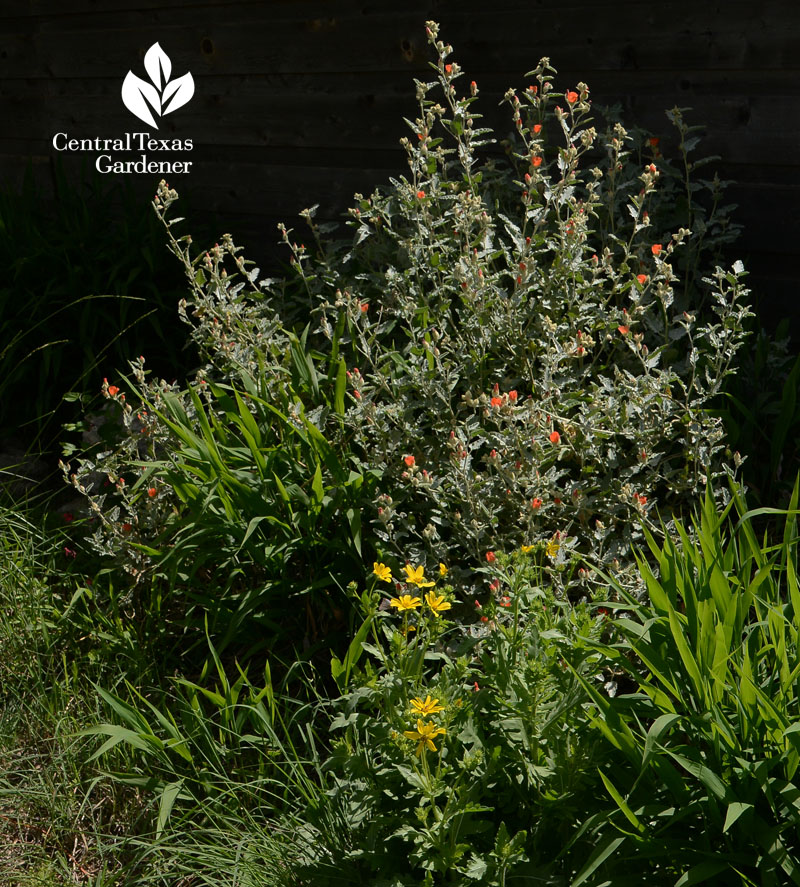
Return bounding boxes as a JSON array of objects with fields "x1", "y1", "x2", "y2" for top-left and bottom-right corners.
[{"x1": 0, "y1": 503, "x2": 148, "y2": 884}]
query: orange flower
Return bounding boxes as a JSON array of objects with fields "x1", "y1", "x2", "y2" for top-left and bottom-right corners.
[
  {"x1": 533, "y1": 123, "x2": 542, "y2": 134},
  {"x1": 490, "y1": 396, "x2": 503, "y2": 407},
  {"x1": 636, "y1": 274, "x2": 647, "y2": 285},
  {"x1": 651, "y1": 243, "x2": 662, "y2": 256},
  {"x1": 486, "y1": 551, "x2": 496, "y2": 563},
  {"x1": 108, "y1": 385, "x2": 119, "y2": 396},
  {"x1": 147, "y1": 487, "x2": 157, "y2": 498},
  {"x1": 549, "y1": 431, "x2": 560, "y2": 444},
  {"x1": 508, "y1": 390, "x2": 518, "y2": 402},
  {"x1": 532, "y1": 156, "x2": 543, "y2": 168},
  {"x1": 404, "y1": 455, "x2": 415, "y2": 467},
  {"x1": 531, "y1": 497, "x2": 543, "y2": 509},
  {"x1": 618, "y1": 325, "x2": 629, "y2": 335},
  {"x1": 444, "y1": 64, "x2": 452, "y2": 73},
  {"x1": 566, "y1": 90, "x2": 579, "y2": 104},
  {"x1": 416, "y1": 190, "x2": 426, "y2": 199},
  {"x1": 360, "y1": 302, "x2": 369, "y2": 313},
  {"x1": 648, "y1": 137, "x2": 660, "y2": 147}
]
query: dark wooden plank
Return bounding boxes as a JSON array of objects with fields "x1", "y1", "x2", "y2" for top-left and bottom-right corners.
[
  {"x1": 4, "y1": 4, "x2": 800, "y2": 80},
  {"x1": 11, "y1": 0, "x2": 653, "y2": 20}
]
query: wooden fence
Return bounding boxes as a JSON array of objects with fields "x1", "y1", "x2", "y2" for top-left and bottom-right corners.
[{"x1": 2, "y1": 0, "x2": 799, "y2": 331}]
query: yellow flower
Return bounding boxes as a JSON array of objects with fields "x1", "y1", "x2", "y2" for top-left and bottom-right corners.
[
  {"x1": 403, "y1": 564, "x2": 435, "y2": 588},
  {"x1": 520, "y1": 544, "x2": 534, "y2": 554},
  {"x1": 373, "y1": 562, "x2": 393, "y2": 583},
  {"x1": 439, "y1": 562, "x2": 448, "y2": 577},
  {"x1": 410, "y1": 695, "x2": 445, "y2": 716},
  {"x1": 546, "y1": 539, "x2": 560, "y2": 559},
  {"x1": 390, "y1": 594, "x2": 422, "y2": 612},
  {"x1": 403, "y1": 719, "x2": 447, "y2": 756},
  {"x1": 425, "y1": 591, "x2": 452, "y2": 618}
]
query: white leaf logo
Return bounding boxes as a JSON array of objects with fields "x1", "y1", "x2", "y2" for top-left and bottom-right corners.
[
  {"x1": 122, "y1": 42, "x2": 194, "y2": 129},
  {"x1": 144, "y1": 42, "x2": 171, "y2": 90}
]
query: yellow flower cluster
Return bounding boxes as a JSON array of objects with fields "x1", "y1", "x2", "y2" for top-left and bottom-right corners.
[
  {"x1": 372, "y1": 562, "x2": 452, "y2": 617},
  {"x1": 403, "y1": 719, "x2": 447, "y2": 756},
  {"x1": 404, "y1": 696, "x2": 447, "y2": 755}
]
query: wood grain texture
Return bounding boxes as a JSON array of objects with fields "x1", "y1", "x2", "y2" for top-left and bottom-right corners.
[{"x1": 1, "y1": 0, "x2": 799, "y2": 332}]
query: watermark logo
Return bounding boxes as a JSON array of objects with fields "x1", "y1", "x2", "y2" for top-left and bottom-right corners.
[{"x1": 122, "y1": 42, "x2": 194, "y2": 129}]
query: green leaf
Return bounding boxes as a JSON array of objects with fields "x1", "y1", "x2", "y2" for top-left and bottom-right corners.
[
  {"x1": 722, "y1": 801, "x2": 753, "y2": 834},
  {"x1": 463, "y1": 855, "x2": 488, "y2": 880},
  {"x1": 665, "y1": 751, "x2": 729, "y2": 802},
  {"x1": 571, "y1": 835, "x2": 626, "y2": 886},
  {"x1": 334, "y1": 357, "x2": 346, "y2": 416},
  {"x1": 156, "y1": 780, "x2": 183, "y2": 838},
  {"x1": 674, "y1": 860, "x2": 730, "y2": 886},
  {"x1": 599, "y1": 770, "x2": 645, "y2": 833},
  {"x1": 642, "y1": 713, "x2": 682, "y2": 770},
  {"x1": 311, "y1": 461, "x2": 324, "y2": 504},
  {"x1": 347, "y1": 506, "x2": 362, "y2": 555},
  {"x1": 331, "y1": 615, "x2": 373, "y2": 691}
]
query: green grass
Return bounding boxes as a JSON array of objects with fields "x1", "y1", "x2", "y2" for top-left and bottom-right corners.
[{"x1": 0, "y1": 503, "x2": 146, "y2": 886}]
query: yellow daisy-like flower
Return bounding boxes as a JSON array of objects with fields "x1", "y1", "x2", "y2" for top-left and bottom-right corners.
[
  {"x1": 403, "y1": 564, "x2": 435, "y2": 588},
  {"x1": 438, "y1": 562, "x2": 448, "y2": 577},
  {"x1": 410, "y1": 695, "x2": 445, "y2": 716},
  {"x1": 546, "y1": 539, "x2": 560, "y2": 559},
  {"x1": 520, "y1": 544, "x2": 534, "y2": 554},
  {"x1": 390, "y1": 594, "x2": 422, "y2": 612},
  {"x1": 373, "y1": 562, "x2": 393, "y2": 583},
  {"x1": 403, "y1": 719, "x2": 447, "y2": 756},
  {"x1": 425, "y1": 591, "x2": 452, "y2": 618}
]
